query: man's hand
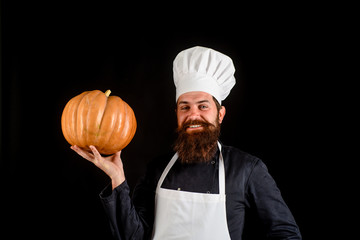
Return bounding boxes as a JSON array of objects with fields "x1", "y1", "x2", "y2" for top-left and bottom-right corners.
[{"x1": 71, "y1": 145, "x2": 125, "y2": 189}]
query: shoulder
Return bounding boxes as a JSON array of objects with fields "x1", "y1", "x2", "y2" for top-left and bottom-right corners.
[
  {"x1": 148, "y1": 152, "x2": 174, "y2": 168},
  {"x1": 220, "y1": 143, "x2": 269, "y2": 178},
  {"x1": 221, "y1": 144, "x2": 262, "y2": 168},
  {"x1": 134, "y1": 151, "x2": 175, "y2": 191},
  {"x1": 220, "y1": 144, "x2": 269, "y2": 194},
  {"x1": 144, "y1": 152, "x2": 174, "y2": 178}
]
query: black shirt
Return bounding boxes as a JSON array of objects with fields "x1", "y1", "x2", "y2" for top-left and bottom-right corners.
[
  {"x1": 162, "y1": 150, "x2": 220, "y2": 194},
  {"x1": 99, "y1": 144, "x2": 302, "y2": 240}
]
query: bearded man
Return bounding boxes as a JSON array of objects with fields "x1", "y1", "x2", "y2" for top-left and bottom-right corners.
[{"x1": 71, "y1": 46, "x2": 302, "y2": 239}]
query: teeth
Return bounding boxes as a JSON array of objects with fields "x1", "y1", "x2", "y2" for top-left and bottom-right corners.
[{"x1": 189, "y1": 125, "x2": 201, "y2": 128}]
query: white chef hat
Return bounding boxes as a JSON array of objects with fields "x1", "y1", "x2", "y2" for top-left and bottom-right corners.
[{"x1": 173, "y1": 46, "x2": 236, "y2": 105}]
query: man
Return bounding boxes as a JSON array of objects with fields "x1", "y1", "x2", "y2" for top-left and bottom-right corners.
[{"x1": 71, "y1": 46, "x2": 302, "y2": 239}]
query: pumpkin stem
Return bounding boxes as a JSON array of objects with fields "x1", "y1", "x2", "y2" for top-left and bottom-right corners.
[{"x1": 105, "y1": 90, "x2": 111, "y2": 97}]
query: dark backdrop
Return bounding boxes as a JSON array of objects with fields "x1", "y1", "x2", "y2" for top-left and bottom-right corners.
[{"x1": 1, "y1": 1, "x2": 346, "y2": 239}]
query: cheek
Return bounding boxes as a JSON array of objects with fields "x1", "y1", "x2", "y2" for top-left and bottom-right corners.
[
  {"x1": 176, "y1": 113, "x2": 185, "y2": 126},
  {"x1": 207, "y1": 110, "x2": 219, "y2": 122}
]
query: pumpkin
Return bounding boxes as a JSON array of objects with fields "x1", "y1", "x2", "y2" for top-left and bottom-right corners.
[{"x1": 61, "y1": 90, "x2": 137, "y2": 155}]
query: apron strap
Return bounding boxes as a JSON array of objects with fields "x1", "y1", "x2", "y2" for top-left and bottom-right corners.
[
  {"x1": 217, "y1": 142, "x2": 225, "y2": 195},
  {"x1": 156, "y1": 152, "x2": 179, "y2": 190}
]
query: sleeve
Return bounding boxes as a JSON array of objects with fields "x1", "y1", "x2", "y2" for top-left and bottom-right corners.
[
  {"x1": 99, "y1": 178, "x2": 155, "y2": 240},
  {"x1": 246, "y1": 159, "x2": 302, "y2": 240}
]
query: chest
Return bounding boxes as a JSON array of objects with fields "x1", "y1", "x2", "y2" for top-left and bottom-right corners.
[
  {"x1": 161, "y1": 159, "x2": 219, "y2": 194},
  {"x1": 159, "y1": 158, "x2": 247, "y2": 203}
]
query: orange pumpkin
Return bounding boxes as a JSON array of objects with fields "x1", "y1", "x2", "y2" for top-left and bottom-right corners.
[{"x1": 61, "y1": 90, "x2": 137, "y2": 155}]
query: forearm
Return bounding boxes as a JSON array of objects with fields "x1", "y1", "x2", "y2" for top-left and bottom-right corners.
[{"x1": 100, "y1": 181, "x2": 149, "y2": 240}]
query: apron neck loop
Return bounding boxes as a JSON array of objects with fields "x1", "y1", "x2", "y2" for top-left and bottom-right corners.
[{"x1": 217, "y1": 141, "x2": 225, "y2": 195}]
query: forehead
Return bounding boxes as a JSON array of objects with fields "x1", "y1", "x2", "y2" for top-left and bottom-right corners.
[{"x1": 177, "y1": 91, "x2": 214, "y2": 104}]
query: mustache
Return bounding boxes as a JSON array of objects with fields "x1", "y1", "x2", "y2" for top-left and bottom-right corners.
[
  {"x1": 178, "y1": 119, "x2": 215, "y2": 132},
  {"x1": 181, "y1": 119, "x2": 215, "y2": 129}
]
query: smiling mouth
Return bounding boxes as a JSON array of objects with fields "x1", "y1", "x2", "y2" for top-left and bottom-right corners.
[
  {"x1": 188, "y1": 125, "x2": 201, "y2": 128},
  {"x1": 186, "y1": 125, "x2": 204, "y2": 132},
  {"x1": 180, "y1": 120, "x2": 212, "y2": 133}
]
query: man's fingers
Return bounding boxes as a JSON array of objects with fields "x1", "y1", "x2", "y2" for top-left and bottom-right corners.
[
  {"x1": 71, "y1": 145, "x2": 95, "y2": 162},
  {"x1": 71, "y1": 145, "x2": 120, "y2": 170},
  {"x1": 71, "y1": 145, "x2": 125, "y2": 184},
  {"x1": 89, "y1": 145, "x2": 102, "y2": 159},
  {"x1": 89, "y1": 145, "x2": 105, "y2": 167}
]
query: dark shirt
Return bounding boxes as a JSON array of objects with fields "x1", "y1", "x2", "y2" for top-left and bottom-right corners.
[
  {"x1": 99, "y1": 143, "x2": 302, "y2": 240},
  {"x1": 161, "y1": 150, "x2": 220, "y2": 194}
]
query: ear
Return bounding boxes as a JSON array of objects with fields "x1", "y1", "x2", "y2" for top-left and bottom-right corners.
[{"x1": 218, "y1": 106, "x2": 226, "y2": 124}]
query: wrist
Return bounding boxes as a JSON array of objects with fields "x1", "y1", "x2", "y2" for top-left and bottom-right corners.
[{"x1": 111, "y1": 175, "x2": 125, "y2": 190}]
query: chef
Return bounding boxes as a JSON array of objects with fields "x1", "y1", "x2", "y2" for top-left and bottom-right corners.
[{"x1": 71, "y1": 46, "x2": 302, "y2": 239}]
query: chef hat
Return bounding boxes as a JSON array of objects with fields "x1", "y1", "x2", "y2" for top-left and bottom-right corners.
[{"x1": 173, "y1": 46, "x2": 236, "y2": 104}]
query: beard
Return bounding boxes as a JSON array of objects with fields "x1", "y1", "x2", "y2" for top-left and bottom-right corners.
[{"x1": 173, "y1": 118, "x2": 221, "y2": 164}]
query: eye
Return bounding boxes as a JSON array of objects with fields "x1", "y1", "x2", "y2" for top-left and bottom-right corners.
[
  {"x1": 199, "y1": 105, "x2": 208, "y2": 110},
  {"x1": 180, "y1": 105, "x2": 190, "y2": 111}
]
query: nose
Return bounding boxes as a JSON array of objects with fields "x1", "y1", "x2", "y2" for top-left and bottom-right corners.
[{"x1": 187, "y1": 107, "x2": 201, "y2": 121}]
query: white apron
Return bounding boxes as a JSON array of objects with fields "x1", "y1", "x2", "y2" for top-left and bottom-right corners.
[{"x1": 152, "y1": 142, "x2": 231, "y2": 240}]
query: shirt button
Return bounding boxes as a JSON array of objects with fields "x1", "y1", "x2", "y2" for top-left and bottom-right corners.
[{"x1": 211, "y1": 160, "x2": 215, "y2": 165}]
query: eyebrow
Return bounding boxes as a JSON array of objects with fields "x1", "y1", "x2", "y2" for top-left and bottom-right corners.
[{"x1": 178, "y1": 100, "x2": 210, "y2": 105}]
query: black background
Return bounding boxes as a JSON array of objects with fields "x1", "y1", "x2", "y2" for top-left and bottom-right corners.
[{"x1": 1, "y1": 1, "x2": 351, "y2": 239}]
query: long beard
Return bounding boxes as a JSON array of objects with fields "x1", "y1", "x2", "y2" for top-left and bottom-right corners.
[{"x1": 173, "y1": 119, "x2": 221, "y2": 164}]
